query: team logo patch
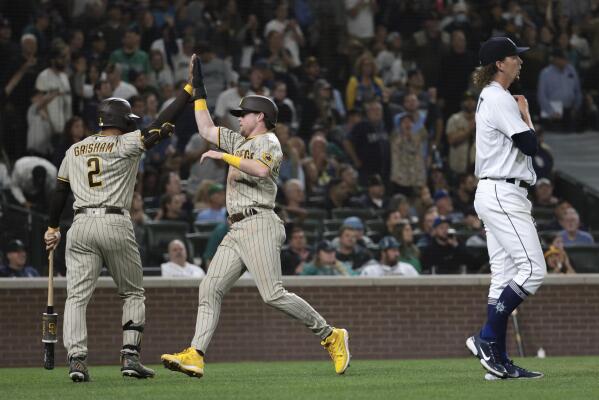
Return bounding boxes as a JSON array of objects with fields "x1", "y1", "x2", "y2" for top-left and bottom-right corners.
[
  {"x1": 262, "y1": 152, "x2": 273, "y2": 164},
  {"x1": 495, "y1": 301, "x2": 506, "y2": 314}
]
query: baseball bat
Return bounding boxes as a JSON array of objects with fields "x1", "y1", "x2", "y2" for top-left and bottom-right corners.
[
  {"x1": 511, "y1": 309, "x2": 525, "y2": 358},
  {"x1": 42, "y1": 249, "x2": 58, "y2": 370}
]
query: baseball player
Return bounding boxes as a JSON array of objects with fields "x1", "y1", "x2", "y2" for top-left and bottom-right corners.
[
  {"x1": 44, "y1": 74, "x2": 194, "y2": 382},
  {"x1": 161, "y1": 55, "x2": 350, "y2": 378},
  {"x1": 465, "y1": 37, "x2": 546, "y2": 380}
]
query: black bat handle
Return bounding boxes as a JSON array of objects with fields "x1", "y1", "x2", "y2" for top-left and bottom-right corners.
[{"x1": 44, "y1": 342, "x2": 55, "y2": 370}]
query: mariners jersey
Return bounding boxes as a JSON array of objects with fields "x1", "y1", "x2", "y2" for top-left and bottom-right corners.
[
  {"x1": 217, "y1": 127, "x2": 282, "y2": 215},
  {"x1": 57, "y1": 131, "x2": 144, "y2": 210},
  {"x1": 474, "y1": 81, "x2": 537, "y2": 185}
]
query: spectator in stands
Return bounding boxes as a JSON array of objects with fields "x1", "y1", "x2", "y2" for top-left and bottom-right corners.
[
  {"x1": 281, "y1": 226, "x2": 312, "y2": 275},
  {"x1": 156, "y1": 193, "x2": 188, "y2": 224},
  {"x1": 413, "y1": 185, "x2": 434, "y2": 217},
  {"x1": 148, "y1": 49, "x2": 174, "y2": 89},
  {"x1": 537, "y1": 48, "x2": 582, "y2": 131},
  {"x1": 346, "y1": 99, "x2": 391, "y2": 184},
  {"x1": 559, "y1": 208, "x2": 595, "y2": 246},
  {"x1": 546, "y1": 200, "x2": 574, "y2": 230},
  {"x1": 100, "y1": 3, "x2": 126, "y2": 54},
  {"x1": 276, "y1": 124, "x2": 306, "y2": 187},
  {"x1": 345, "y1": 0, "x2": 376, "y2": 45},
  {"x1": 346, "y1": 53, "x2": 385, "y2": 111},
  {"x1": 360, "y1": 236, "x2": 419, "y2": 276},
  {"x1": 0, "y1": 239, "x2": 39, "y2": 277},
  {"x1": 325, "y1": 178, "x2": 353, "y2": 210},
  {"x1": 109, "y1": 26, "x2": 150, "y2": 83},
  {"x1": 464, "y1": 208, "x2": 487, "y2": 247},
  {"x1": 533, "y1": 178, "x2": 559, "y2": 208},
  {"x1": 53, "y1": 116, "x2": 87, "y2": 167},
  {"x1": 338, "y1": 164, "x2": 361, "y2": 202},
  {"x1": 381, "y1": 209, "x2": 403, "y2": 238},
  {"x1": 26, "y1": 90, "x2": 57, "y2": 158},
  {"x1": 416, "y1": 207, "x2": 438, "y2": 248},
  {"x1": 396, "y1": 220, "x2": 422, "y2": 273},
  {"x1": 433, "y1": 189, "x2": 462, "y2": 223},
  {"x1": 106, "y1": 63, "x2": 138, "y2": 100},
  {"x1": 304, "y1": 135, "x2": 338, "y2": 196},
  {"x1": 263, "y1": 2, "x2": 304, "y2": 68},
  {"x1": 390, "y1": 113, "x2": 426, "y2": 196},
  {"x1": 332, "y1": 216, "x2": 374, "y2": 250},
  {"x1": 2, "y1": 33, "x2": 43, "y2": 160},
  {"x1": 334, "y1": 225, "x2": 371, "y2": 272},
  {"x1": 196, "y1": 42, "x2": 235, "y2": 110},
  {"x1": 438, "y1": 30, "x2": 477, "y2": 119},
  {"x1": 299, "y1": 79, "x2": 342, "y2": 139},
  {"x1": 9, "y1": 156, "x2": 56, "y2": 211},
  {"x1": 544, "y1": 245, "x2": 576, "y2": 274},
  {"x1": 356, "y1": 174, "x2": 388, "y2": 210},
  {"x1": 281, "y1": 179, "x2": 307, "y2": 223},
  {"x1": 301, "y1": 240, "x2": 353, "y2": 276},
  {"x1": 35, "y1": 44, "x2": 72, "y2": 144},
  {"x1": 388, "y1": 193, "x2": 417, "y2": 222},
  {"x1": 422, "y1": 216, "x2": 469, "y2": 274},
  {"x1": 161, "y1": 239, "x2": 205, "y2": 278},
  {"x1": 195, "y1": 183, "x2": 226, "y2": 224},
  {"x1": 452, "y1": 173, "x2": 476, "y2": 215},
  {"x1": 376, "y1": 31, "x2": 410, "y2": 89},
  {"x1": 446, "y1": 91, "x2": 476, "y2": 176},
  {"x1": 214, "y1": 75, "x2": 251, "y2": 130}
]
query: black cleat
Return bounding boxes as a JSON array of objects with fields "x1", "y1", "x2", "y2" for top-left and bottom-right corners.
[
  {"x1": 466, "y1": 335, "x2": 508, "y2": 378},
  {"x1": 121, "y1": 353, "x2": 156, "y2": 379},
  {"x1": 69, "y1": 356, "x2": 90, "y2": 382},
  {"x1": 503, "y1": 359, "x2": 544, "y2": 379}
]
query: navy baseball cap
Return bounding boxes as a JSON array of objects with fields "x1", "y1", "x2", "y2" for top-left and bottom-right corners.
[
  {"x1": 379, "y1": 236, "x2": 400, "y2": 250},
  {"x1": 433, "y1": 189, "x2": 449, "y2": 202},
  {"x1": 343, "y1": 217, "x2": 364, "y2": 230},
  {"x1": 432, "y1": 216, "x2": 449, "y2": 228},
  {"x1": 479, "y1": 37, "x2": 529, "y2": 66}
]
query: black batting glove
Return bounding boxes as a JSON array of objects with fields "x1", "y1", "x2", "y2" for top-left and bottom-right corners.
[
  {"x1": 160, "y1": 122, "x2": 175, "y2": 138},
  {"x1": 192, "y1": 55, "x2": 208, "y2": 99}
]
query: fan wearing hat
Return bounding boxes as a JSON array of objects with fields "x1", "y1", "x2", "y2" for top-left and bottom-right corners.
[
  {"x1": 161, "y1": 55, "x2": 351, "y2": 378},
  {"x1": 466, "y1": 36, "x2": 546, "y2": 380},
  {"x1": 360, "y1": 236, "x2": 419, "y2": 277},
  {"x1": 0, "y1": 239, "x2": 39, "y2": 277},
  {"x1": 195, "y1": 183, "x2": 226, "y2": 223}
]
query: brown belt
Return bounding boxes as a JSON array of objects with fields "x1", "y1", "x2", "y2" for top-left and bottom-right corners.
[
  {"x1": 228, "y1": 208, "x2": 258, "y2": 224},
  {"x1": 75, "y1": 207, "x2": 124, "y2": 215}
]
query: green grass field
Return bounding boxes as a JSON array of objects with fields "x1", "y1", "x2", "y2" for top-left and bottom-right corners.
[{"x1": 3, "y1": 357, "x2": 598, "y2": 400}]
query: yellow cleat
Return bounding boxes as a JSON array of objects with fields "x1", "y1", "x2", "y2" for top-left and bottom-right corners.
[
  {"x1": 321, "y1": 328, "x2": 351, "y2": 374},
  {"x1": 161, "y1": 347, "x2": 205, "y2": 378}
]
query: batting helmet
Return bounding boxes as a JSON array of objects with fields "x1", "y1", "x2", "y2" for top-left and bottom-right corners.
[
  {"x1": 98, "y1": 97, "x2": 140, "y2": 132},
  {"x1": 230, "y1": 95, "x2": 278, "y2": 129}
]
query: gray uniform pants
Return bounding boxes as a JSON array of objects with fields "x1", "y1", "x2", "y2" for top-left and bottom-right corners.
[
  {"x1": 192, "y1": 211, "x2": 332, "y2": 352},
  {"x1": 63, "y1": 212, "x2": 145, "y2": 359}
]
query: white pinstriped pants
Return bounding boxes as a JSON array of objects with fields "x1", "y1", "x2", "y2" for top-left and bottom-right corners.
[
  {"x1": 191, "y1": 211, "x2": 332, "y2": 352},
  {"x1": 63, "y1": 213, "x2": 145, "y2": 358},
  {"x1": 474, "y1": 179, "x2": 546, "y2": 299}
]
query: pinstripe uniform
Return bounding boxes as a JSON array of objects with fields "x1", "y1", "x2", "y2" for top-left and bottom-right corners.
[
  {"x1": 191, "y1": 127, "x2": 333, "y2": 352},
  {"x1": 57, "y1": 131, "x2": 146, "y2": 359}
]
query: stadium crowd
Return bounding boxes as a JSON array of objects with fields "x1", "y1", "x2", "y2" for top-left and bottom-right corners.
[{"x1": 1, "y1": 0, "x2": 598, "y2": 277}]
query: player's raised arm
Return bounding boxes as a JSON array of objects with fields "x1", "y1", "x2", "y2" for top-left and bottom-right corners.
[
  {"x1": 191, "y1": 54, "x2": 219, "y2": 145},
  {"x1": 141, "y1": 68, "x2": 194, "y2": 149}
]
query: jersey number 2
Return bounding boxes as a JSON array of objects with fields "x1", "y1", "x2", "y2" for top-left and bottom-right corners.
[{"x1": 87, "y1": 157, "x2": 102, "y2": 187}]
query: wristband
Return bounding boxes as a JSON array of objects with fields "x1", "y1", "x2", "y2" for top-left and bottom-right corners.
[
  {"x1": 184, "y1": 84, "x2": 193, "y2": 95},
  {"x1": 194, "y1": 99, "x2": 208, "y2": 111},
  {"x1": 222, "y1": 153, "x2": 241, "y2": 169}
]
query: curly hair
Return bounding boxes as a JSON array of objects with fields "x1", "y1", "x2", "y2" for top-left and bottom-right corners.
[{"x1": 472, "y1": 64, "x2": 498, "y2": 90}]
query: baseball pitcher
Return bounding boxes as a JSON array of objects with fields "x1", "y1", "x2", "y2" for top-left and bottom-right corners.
[{"x1": 465, "y1": 37, "x2": 546, "y2": 380}]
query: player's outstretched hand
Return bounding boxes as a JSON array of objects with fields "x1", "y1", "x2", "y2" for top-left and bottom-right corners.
[
  {"x1": 44, "y1": 228, "x2": 61, "y2": 251},
  {"x1": 200, "y1": 150, "x2": 224, "y2": 164}
]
